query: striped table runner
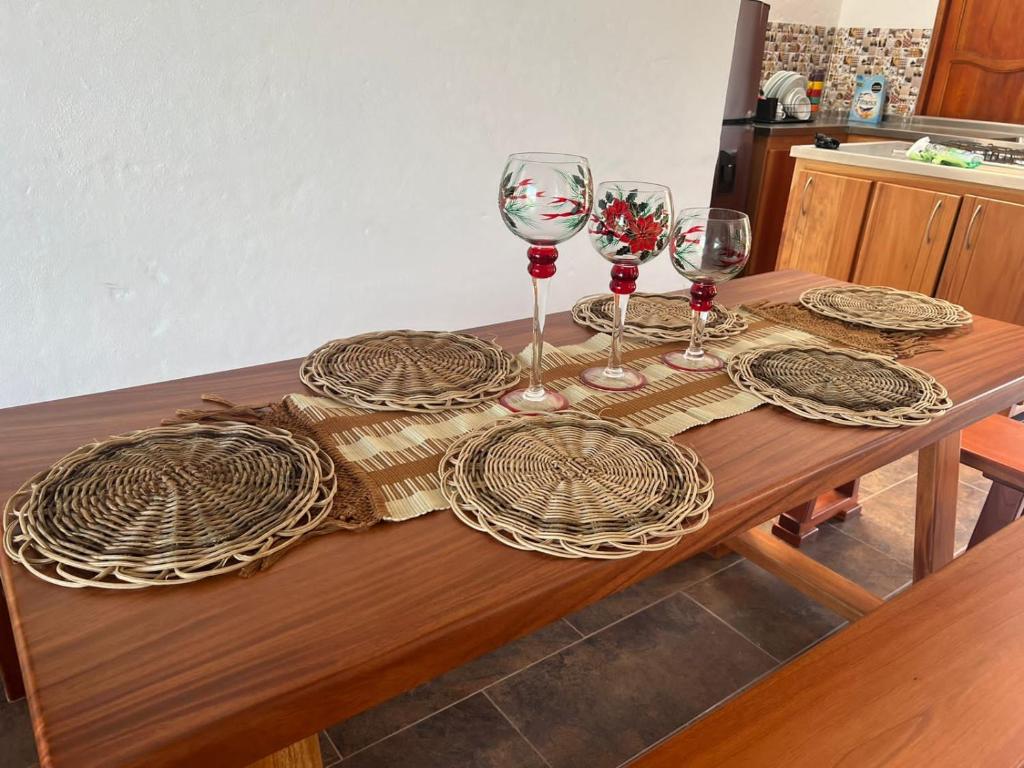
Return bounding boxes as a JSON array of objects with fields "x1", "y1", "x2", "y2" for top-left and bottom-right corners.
[{"x1": 285, "y1": 314, "x2": 816, "y2": 522}]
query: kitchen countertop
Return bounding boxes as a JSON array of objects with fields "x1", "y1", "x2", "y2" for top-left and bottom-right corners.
[
  {"x1": 790, "y1": 140, "x2": 1024, "y2": 191},
  {"x1": 755, "y1": 111, "x2": 1024, "y2": 143}
]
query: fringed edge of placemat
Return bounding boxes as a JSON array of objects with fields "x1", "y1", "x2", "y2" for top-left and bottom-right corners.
[
  {"x1": 742, "y1": 300, "x2": 968, "y2": 360},
  {"x1": 164, "y1": 394, "x2": 385, "y2": 574}
]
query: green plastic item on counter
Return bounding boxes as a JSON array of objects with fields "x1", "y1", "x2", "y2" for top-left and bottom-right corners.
[{"x1": 907, "y1": 137, "x2": 983, "y2": 168}]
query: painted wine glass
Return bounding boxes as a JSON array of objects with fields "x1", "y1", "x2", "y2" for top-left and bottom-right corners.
[
  {"x1": 498, "y1": 152, "x2": 593, "y2": 411},
  {"x1": 581, "y1": 181, "x2": 673, "y2": 391},
  {"x1": 662, "y1": 207, "x2": 750, "y2": 372}
]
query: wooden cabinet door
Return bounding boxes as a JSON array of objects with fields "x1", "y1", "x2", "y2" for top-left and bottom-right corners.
[
  {"x1": 853, "y1": 183, "x2": 961, "y2": 295},
  {"x1": 777, "y1": 170, "x2": 872, "y2": 280},
  {"x1": 937, "y1": 196, "x2": 1024, "y2": 325},
  {"x1": 918, "y1": 0, "x2": 1024, "y2": 122}
]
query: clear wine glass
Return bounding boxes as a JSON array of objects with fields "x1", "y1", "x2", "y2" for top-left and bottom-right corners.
[
  {"x1": 498, "y1": 152, "x2": 593, "y2": 412},
  {"x1": 581, "y1": 181, "x2": 673, "y2": 391},
  {"x1": 662, "y1": 207, "x2": 750, "y2": 372}
]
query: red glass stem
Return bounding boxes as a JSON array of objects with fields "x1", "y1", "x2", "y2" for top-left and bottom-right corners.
[
  {"x1": 607, "y1": 264, "x2": 639, "y2": 375},
  {"x1": 686, "y1": 280, "x2": 716, "y2": 358},
  {"x1": 525, "y1": 246, "x2": 558, "y2": 399}
]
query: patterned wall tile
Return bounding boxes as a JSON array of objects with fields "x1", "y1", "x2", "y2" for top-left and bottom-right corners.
[{"x1": 760, "y1": 22, "x2": 932, "y2": 117}]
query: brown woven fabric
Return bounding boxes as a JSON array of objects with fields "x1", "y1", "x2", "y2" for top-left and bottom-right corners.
[
  {"x1": 285, "y1": 317, "x2": 818, "y2": 522},
  {"x1": 2, "y1": 423, "x2": 336, "y2": 589},
  {"x1": 727, "y1": 343, "x2": 952, "y2": 427},
  {"x1": 744, "y1": 301, "x2": 959, "y2": 359},
  {"x1": 438, "y1": 412, "x2": 713, "y2": 558}
]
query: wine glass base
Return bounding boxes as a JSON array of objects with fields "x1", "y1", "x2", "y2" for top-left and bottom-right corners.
[
  {"x1": 499, "y1": 388, "x2": 570, "y2": 413},
  {"x1": 661, "y1": 351, "x2": 726, "y2": 372},
  {"x1": 579, "y1": 367, "x2": 647, "y2": 392}
]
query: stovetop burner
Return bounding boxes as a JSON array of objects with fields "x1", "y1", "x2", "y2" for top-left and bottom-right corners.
[{"x1": 941, "y1": 138, "x2": 1024, "y2": 167}]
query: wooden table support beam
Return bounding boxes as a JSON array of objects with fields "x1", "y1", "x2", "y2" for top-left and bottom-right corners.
[
  {"x1": 914, "y1": 431, "x2": 961, "y2": 581},
  {"x1": 727, "y1": 528, "x2": 884, "y2": 621}
]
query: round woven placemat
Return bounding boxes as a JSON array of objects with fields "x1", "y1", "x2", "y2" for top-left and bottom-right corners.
[
  {"x1": 2, "y1": 422, "x2": 337, "y2": 589},
  {"x1": 439, "y1": 412, "x2": 713, "y2": 558},
  {"x1": 800, "y1": 285, "x2": 972, "y2": 331},
  {"x1": 727, "y1": 343, "x2": 952, "y2": 427},
  {"x1": 301, "y1": 330, "x2": 522, "y2": 411},
  {"x1": 571, "y1": 293, "x2": 747, "y2": 341}
]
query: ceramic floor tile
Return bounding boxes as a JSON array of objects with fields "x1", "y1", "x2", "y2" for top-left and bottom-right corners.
[
  {"x1": 798, "y1": 524, "x2": 911, "y2": 597},
  {"x1": 487, "y1": 593, "x2": 775, "y2": 768},
  {"x1": 564, "y1": 552, "x2": 740, "y2": 636},
  {"x1": 685, "y1": 560, "x2": 845, "y2": 662},
  {"x1": 341, "y1": 694, "x2": 545, "y2": 768},
  {"x1": 327, "y1": 618, "x2": 579, "y2": 756},
  {"x1": 320, "y1": 732, "x2": 342, "y2": 767},
  {"x1": 859, "y1": 453, "x2": 918, "y2": 497},
  {"x1": 0, "y1": 698, "x2": 37, "y2": 768},
  {"x1": 831, "y1": 477, "x2": 988, "y2": 564},
  {"x1": 959, "y1": 463, "x2": 992, "y2": 493}
]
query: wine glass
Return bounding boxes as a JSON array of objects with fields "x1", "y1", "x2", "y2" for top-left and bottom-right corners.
[
  {"x1": 581, "y1": 181, "x2": 673, "y2": 391},
  {"x1": 662, "y1": 207, "x2": 750, "y2": 372},
  {"x1": 498, "y1": 152, "x2": 593, "y2": 412}
]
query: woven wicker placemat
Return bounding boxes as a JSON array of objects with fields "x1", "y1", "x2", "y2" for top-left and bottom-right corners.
[
  {"x1": 301, "y1": 330, "x2": 522, "y2": 411},
  {"x1": 571, "y1": 293, "x2": 747, "y2": 341},
  {"x1": 438, "y1": 412, "x2": 713, "y2": 558},
  {"x1": 800, "y1": 285, "x2": 972, "y2": 331},
  {"x1": 2, "y1": 422, "x2": 337, "y2": 589},
  {"x1": 727, "y1": 343, "x2": 952, "y2": 427}
]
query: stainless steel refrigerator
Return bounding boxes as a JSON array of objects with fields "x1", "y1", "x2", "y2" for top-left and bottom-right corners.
[{"x1": 710, "y1": 0, "x2": 769, "y2": 212}]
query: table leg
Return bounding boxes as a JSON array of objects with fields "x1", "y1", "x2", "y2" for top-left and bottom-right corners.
[
  {"x1": 0, "y1": 581, "x2": 25, "y2": 701},
  {"x1": 246, "y1": 734, "x2": 322, "y2": 768},
  {"x1": 914, "y1": 432, "x2": 961, "y2": 581}
]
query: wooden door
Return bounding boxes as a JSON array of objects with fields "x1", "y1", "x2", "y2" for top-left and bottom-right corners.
[
  {"x1": 918, "y1": 0, "x2": 1024, "y2": 122},
  {"x1": 777, "y1": 170, "x2": 872, "y2": 280},
  {"x1": 937, "y1": 195, "x2": 1024, "y2": 325},
  {"x1": 852, "y1": 183, "x2": 961, "y2": 295}
]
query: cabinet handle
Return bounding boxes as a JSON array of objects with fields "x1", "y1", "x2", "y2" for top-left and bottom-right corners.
[
  {"x1": 923, "y1": 199, "x2": 943, "y2": 245},
  {"x1": 964, "y1": 204, "x2": 984, "y2": 250},
  {"x1": 800, "y1": 176, "x2": 814, "y2": 216}
]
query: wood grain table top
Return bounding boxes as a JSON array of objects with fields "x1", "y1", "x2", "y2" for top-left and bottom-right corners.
[
  {"x1": 630, "y1": 516, "x2": 1024, "y2": 768},
  {"x1": 3, "y1": 270, "x2": 1024, "y2": 768}
]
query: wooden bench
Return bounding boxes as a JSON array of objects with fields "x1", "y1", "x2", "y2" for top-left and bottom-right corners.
[
  {"x1": 962, "y1": 414, "x2": 1024, "y2": 547},
  {"x1": 630, "y1": 518, "x2": 1024, "y2": 768}
]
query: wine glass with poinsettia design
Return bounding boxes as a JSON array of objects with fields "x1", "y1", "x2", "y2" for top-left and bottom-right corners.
[
  {"x1": 498, "y1": 152, "x2": 593, "y2": 412},
  {"x1": 662, "y1": 207, "x2": 750, "y2": 372},
  {"x1": 581, "y1": 181, "x2": 673, "y2": 391}
]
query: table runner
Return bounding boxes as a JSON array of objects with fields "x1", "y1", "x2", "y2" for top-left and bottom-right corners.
[{"x1": 278, "y1": 314, "x2": 815, "y2": 521}]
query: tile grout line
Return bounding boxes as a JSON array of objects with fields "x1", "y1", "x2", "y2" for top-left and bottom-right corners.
[
  {"x1": 319, "y1": 731, "x2": 342, "y2": 767},
  {"x1": 339, "y1": 559, "x2": 748, "y2": 760},
  {"x1": 483, "y1": 689, "x2": 554, "y2": 768},
  {"x1": 677, "y1": 590, "x2": 783, "y2": 665}
]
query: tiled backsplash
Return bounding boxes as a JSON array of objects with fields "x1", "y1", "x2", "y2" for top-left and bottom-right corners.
[{"x1": 762, "y1": 23, "x2": 932, "y2": 117}]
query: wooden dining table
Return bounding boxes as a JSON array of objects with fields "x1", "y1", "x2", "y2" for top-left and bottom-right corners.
[{"x1": 2, "y1": 270, "x2": 1024, "y2": 768}]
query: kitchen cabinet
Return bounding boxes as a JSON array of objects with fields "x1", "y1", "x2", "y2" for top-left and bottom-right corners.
[
  {"x1": 937, "y1": 196, "x2": 1024, "y2": 325},
  {"x1": 852, "y1": 183, "x2": 961, "y2": 294},
  {"x1": 918, "y1": 0, "x2": 1024, "y2": 123},
  {"x1": 776, "y1": 170, "x2": 872, "y2": 280}
]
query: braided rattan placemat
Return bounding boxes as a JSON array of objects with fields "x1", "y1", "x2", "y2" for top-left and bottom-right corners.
[
  {"x1": 439, "y1": 412, "x2": 713, "y2": 558},
  {"x1": 2, "y1": 423, "x2": 336, "y2": 589},
  {"x1": 727, "y1": 344, "x2": 952, "y2": 427},
  {"x1": 800, "y1": 285, "x2": 972, "y2": 331},
  {"x1": 301, "y1": 330, "x2": 522, "y2": 411},
  {"x1": 572, "y1": 293, "x2": 747, "y2": 341}
]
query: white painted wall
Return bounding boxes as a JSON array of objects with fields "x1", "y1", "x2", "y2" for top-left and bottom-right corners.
[
  {"x1": 0, "y1": 1, "x2": 740, "y2": 408},
  {"x1": 767, "y1": 0, "x2": 844, "y2": 25},
  {"x1": 837, "y1": 0, "x2": 939, "y2": 28}
]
